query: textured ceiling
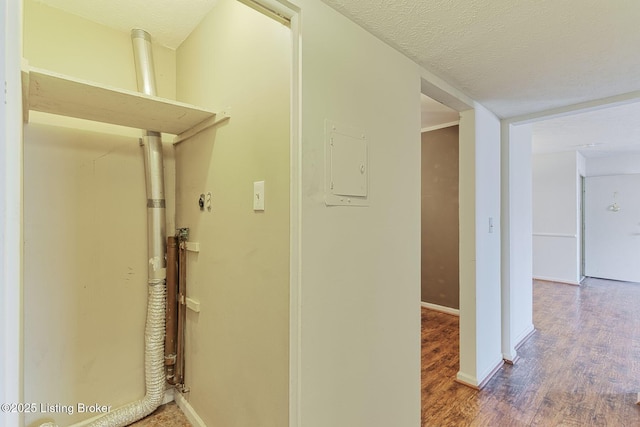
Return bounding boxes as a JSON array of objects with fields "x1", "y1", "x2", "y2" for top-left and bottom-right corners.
[
  {"x1": 37, "y1": 0, "x2": 640, "y2": 118},
  {"x1": 321, "y1": 0, "x2": 640, "y2": 119},
  {"x1": 36, "y1": 0, "x2": 218, "y2": 49},
  {"x1": 33, "y1": 0, "x2": 640, "y2": 155},
  {"x1": 532, "y1": 101, "x2": 640, "y2": 158}
]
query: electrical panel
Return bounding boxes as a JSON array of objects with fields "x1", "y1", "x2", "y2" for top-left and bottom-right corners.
[{"x1": 325, "y1": 120, "x2": 369, "y2": 206}]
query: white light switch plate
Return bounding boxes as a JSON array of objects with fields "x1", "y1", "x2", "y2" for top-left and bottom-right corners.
[{"x1": 254, "y1": 181, "x2": 265, "y2": 211}]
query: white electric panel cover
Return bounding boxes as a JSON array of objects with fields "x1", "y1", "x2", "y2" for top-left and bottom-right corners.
[{"x1": 325, "y1": 121, "x2": 369, "y2": 206}]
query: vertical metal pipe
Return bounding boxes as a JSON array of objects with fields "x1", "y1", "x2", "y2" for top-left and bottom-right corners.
[
  {"x1": 176, "y1": 237, "x2": 187, "y2": 386},
  {"x1": 131, "y1": 29, "x2": 158, "y2": 97},
  {"x1": 165, "y1": 236, "x2": 178, "y2": 382},
  {"x1": 132, "y1": 28, "x2": 167, "y2": 282},
  {"x1": 87, "y1": 29, "x2": 167, "y2": 427}
]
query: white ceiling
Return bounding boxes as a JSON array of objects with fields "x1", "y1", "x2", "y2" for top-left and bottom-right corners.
[
  {"x1": 321, "y1": 0, "x2": 640, "y2": 119},
  {"x1": 36, "y1": 0, "x2": 219, "y2": 49},
  {"x1": 35, "y1": 0, "x2": 640, "y2": 156},
  {"x1": 532, "y1": 101, "x2": 640, "y2": 157},
  {"x1": 320, "y1": 0, "x2": 640, "y2": 156}
]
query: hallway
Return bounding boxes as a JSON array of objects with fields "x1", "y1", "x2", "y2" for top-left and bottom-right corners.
[{"x1": 422, "y1": 278, "x2": 640, "y2": 426}]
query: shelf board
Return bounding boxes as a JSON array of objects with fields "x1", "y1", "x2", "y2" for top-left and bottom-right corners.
[{"x1": 22, "y1": 65, "x2": 218, "y2": 135}]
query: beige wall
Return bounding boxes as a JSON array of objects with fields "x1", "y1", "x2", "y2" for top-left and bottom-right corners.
[
  {"x1": 421, "y1": 126, "x2": 459, "y2": 309},
  {"x1": 175, "y1": 1, "x2": 290, "y2": 426},
  {"x1": 16, "y1": 0, "x2": 498, "y2": 425},
  {"x1": 295, "y1": 0, "x2": 421, "y2": 425},
  {"x1": 22, "y1": 1, "x2": 176, "y2": 425},
  {"x1": 23, "y1": 0, "x2": 176, "y2": 139}
]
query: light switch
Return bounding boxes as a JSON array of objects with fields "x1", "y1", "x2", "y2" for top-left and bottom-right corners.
[{"x1": 253, "y1": 181, "x2": 265, "y2": 211}]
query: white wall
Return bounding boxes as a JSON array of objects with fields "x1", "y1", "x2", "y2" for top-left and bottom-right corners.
[
  {"x1": 500, "y1": 122, "x2": 534, "y2": 362},
  {"x1": 583, "y1": 154, "x2": 640, "y2": 283},
  {"x1": 532, "y1": 151, "x2": 583, "y2": 284},
  {"x1": 532, "y1": 151, "x2": 640, "y2": 286},
  {"x1": 296, "y1": 0, "x2": 421, "y2": 425},
  {"x1": 457, "y1": 104, "x2": 503, "y2": 387},
  {"x1": 587, "y1": 153, "x2": 640, "y2": 176},
  {"x1": 473, "y1": 104, "x2": 503, "y2": 383},
  {"x1": 584, "y1": 174, "x2": 640, "y2": 282},
  {"x1": 1, "y1": 0, "x2": 23, "y2": 426}
]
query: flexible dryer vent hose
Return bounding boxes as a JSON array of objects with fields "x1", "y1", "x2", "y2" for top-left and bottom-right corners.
[
  {"x1": 85, "y1": 282, "x2": 166, "y2": 426},
  {"x1": 39, "y1": 284, "x2": 165, "y2": 427},
  {"x1": 85, "y1": 28, "x2": 169, "y2": 427},
  {"x1": 39, "y1": 29, "x2": 168, "y2": 427}
]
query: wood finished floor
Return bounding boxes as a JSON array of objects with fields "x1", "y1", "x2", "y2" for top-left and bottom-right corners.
[
  {"x1": 422, "y1": 278, "x2": 640, "y2": 426},
  {"x1": 132, "y1": 278, "x2": 640, "y2": 426}
]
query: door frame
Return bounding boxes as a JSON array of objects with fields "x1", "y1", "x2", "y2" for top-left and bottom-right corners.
[
  {"x1": 1, "y1": 0, "x2": 24, "y2": 426},
  {"x1": 244, "y1": 1, "x2": 302, "y2": 425}
]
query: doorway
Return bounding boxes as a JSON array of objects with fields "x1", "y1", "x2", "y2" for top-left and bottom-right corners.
[
  {"x1": 584, "y1": 174, "x2": 640, "y2": 282},
  {"x1": 419, "y1": 93, "x2": 461, "y2": 414},
  {"x1": 19, "y1": 1, "x2": 298, "y2": 426},
  {"x1": 420, "y1": 94, "x2": 460, "y2": 315}
]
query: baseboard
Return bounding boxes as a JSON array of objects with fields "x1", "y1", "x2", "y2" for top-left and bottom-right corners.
[
  {"x1": 503, "y1": 353, "x2": 520, "y2": 365},
  {"x1": 477, "y1": 357, "x2": 505, "y2": 389},
  {"x1": 502, "y1": 350, "x2": 520, "y2": 365},
  {"x1": 175, "y1": 389, "x2": 207, "y2": 427},
  {"x1": 420, "y1": 302, "x2": 460, "y2": 316},
  {"x1": 502, "y1": 325, "x2": 536, "y2": 365},
  {"x1": 455, "y1": 357, "x2": 504, "y2": 390},
  {"x1": 68, "y1": 413, "x2": 109, "y2": 427},
  {"x1": 163, "y1": 387, "x2": 175, "y2": 404},
  {"x1": 455, "y1": 371, "x2": 480, "y2": 389},
  {"x1": 533, "y1": 276, "x2": 580, "y2": 286},
  {"x1": 514, "y1": 325, "x2": 536, "y2": 350}
]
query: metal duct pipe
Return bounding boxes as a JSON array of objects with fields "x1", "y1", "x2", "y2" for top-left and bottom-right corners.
[
  {"x1": 86, "y1": 28, "x2": 167, "y2": 427},
  {"x1": 131, "y1": 29, "x2": 158, "y2": 97}
]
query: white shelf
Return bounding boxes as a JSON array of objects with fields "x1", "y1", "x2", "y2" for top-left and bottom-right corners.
[{"x1": 21, "y1": 62, "x2": 228, "y2": 138}]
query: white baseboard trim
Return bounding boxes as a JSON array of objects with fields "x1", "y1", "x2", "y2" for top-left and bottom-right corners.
[
  {"x1": 502, "y1": 350, "x2": 519, "y2": 365},
  {"x1": 477, "y1": 357, "x2": 505, "y2": 389},
  {"x1": 68, "y1": 412, "x2": 108, "y2": 427},
  {"x1": 420, "y1": 302, "x2": 460, "y2": 316},
  {"x1": 533, "y1": 276, "x2": 580, "y2": 286},
  {"x1": 455, "y1": 371, "x2": 479, "y2": 389},
  {"x1": 175, "y1": 390, "x2": 207, "y2": 427},
  {"x1": 163, "y1": 387, "x2": 175, "y2": 404},
  {"x1": 514, "y1": 325, "x2": 536, "y2": 349},
  {"x1": 503, "y1": 325, "x2": 536, "y2": 365},
  {"x1": 456, "y1": 357, "x2": 504, "y2": 390}
]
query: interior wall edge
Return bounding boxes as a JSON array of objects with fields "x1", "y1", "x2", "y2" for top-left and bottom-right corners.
[{"x1": 1, "y1": 0, "x2": 24, "y2": 425}]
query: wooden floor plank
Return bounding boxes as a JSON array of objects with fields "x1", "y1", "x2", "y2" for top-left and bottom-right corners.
[{"x1": 422, "y1": 278, "x2": 640, "y2": 426}]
